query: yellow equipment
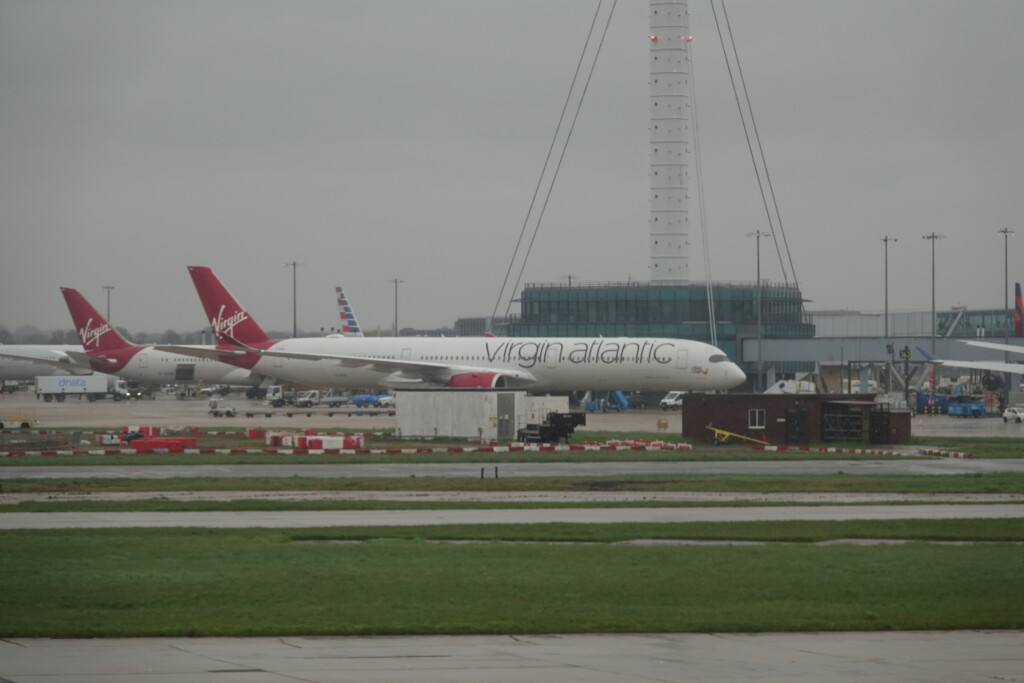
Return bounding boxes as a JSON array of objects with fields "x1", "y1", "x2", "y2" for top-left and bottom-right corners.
[{"x1": 705, "y1": 422, "x2": 769, "y2": 446}]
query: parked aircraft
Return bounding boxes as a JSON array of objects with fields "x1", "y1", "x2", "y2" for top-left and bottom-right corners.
[
  {"x1": 156, "y1": 266, "x2": 746, "y2": 393},
  {"x1": 59, "y1": 287, "x2": 266, "y2": 391},
  {"x1": 0, "y1": 344, "x2": 92, "y2": 382},
  {"x1": 917, "y1": 343, "x2": 1024, "y2": 379}
]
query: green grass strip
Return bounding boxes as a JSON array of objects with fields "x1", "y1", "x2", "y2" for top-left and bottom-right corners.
[
  {"x1": 1, "y1": 524, "x2": 1020, "y2": 637},
  {"x1": 3, "y1": 473, "x2": 1023, "y2": 496}
]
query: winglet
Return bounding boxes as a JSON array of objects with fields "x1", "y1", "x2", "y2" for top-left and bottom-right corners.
[{"x1": 916, "y1": 347, "x2": 940, "y2": 362}]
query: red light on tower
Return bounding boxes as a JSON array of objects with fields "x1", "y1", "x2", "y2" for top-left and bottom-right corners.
[
  {"x1": 649, "y1": 34, "x2": 658, "y2": 41},
  {"x1": 684, "y1": 35, "x2": 694, "y2": 42}
]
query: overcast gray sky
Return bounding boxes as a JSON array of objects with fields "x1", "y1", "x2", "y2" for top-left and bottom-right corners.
[{"x1": 2, "y1": 1, "x2": 1022, "y2": 336}]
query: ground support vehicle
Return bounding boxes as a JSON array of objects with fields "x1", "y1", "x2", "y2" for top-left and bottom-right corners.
[
  {"x1": 113, "y1": 380, "x2": 154, "y2": 401},
  {"x1": 295, "y1": 390, "x2": 322, "y2": 408},
  {"x1": 323, "y1": 390, "x2": 349, "y2": 408},
  {"x1": 35, "y1": 374, "x2": 110, "y2": 402},
  {"x1": 659, "y1": 391, "x2": 685, "y2": 410},
  {"x1": 0, "y1": 409, "x2": 37, "y2": 429},
  {"x1": 351, "y1": 393, "x2": 392, "y2": 408},
  {"x1": 207, "y1": 398, "x2": 237, "y2": 418},
  {"x1": 706, "y1": 422, "x2": 769, "y2": 446},
  {"x1": 517, "y1": 411, "x2": 586, "y2": 443},
  {"x1": 948, "y1": 397, "x2": 986, "y2": 418}
]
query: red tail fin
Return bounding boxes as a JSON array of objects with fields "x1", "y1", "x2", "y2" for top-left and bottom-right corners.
[
  {"x1": 1015, "y1": 283, "x2": 1023, "y2": 337},
  {"x1": 188, "y1": 266, "x2": 272, "y2": 347},
  {"x1": 60, "y1": 288, "x2": 134, "y2": 352}
]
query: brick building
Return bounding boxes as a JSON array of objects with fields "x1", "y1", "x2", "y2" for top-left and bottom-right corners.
[{"x1": 680, "y1": 393, "x2": 912, "y2": 446}]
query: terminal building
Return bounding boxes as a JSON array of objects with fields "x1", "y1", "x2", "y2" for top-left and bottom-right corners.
[
  {"x1": 509, "y1": 279, "x2": 813, "y2": 378},
  {"x1": 508, "y1": 282, "x2": 1023, "y2": 398}
]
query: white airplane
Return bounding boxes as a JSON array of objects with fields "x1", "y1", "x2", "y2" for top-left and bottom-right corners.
[
  {"x1": 913, "y1": 283, "x2": 1024, "y2": 379},
  {"x1": 57, "y1": 287, "x2": 267, "y2": 391},
  {"x1": 0, "y1": 344, "x2": 93, "y2": 381},
  {"x1": 155, "y1": 266, "x2": 746, "y2": 393}
]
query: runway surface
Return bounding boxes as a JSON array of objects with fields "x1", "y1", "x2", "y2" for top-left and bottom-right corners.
[
  {"x1": 5, "y1": 456, "x2": 1024, "y2": 480},
  {"x1": 3, "y1": 503, "x2": 1024, "y2": 529},
  {"x1": 2, "y1": 631, "x2": 1021, "y2": 683}
]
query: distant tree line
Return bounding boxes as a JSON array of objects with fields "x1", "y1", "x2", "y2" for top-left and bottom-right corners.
[{"x1": 0, "y1": 325, "x2": 304, "y2": 346}]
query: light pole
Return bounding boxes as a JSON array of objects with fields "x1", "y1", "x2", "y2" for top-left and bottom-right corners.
[
  {"x1": 922, "y1": 233, "x2": 944, "y2": 355},
  {"x1": 284, "y1": 262, "x2": 303, "y2": 337},
  {"x1": 881, "y1": 236, "x2": 897, "y2": 338},
  {"x1": 997, "y1": 229, "x2": 1015, "y2": 350},
  {"x1": 746, "y1": 230, "x2": 770, "y2": 392},
  {"x1": 392, "y1": 278, "x2": 404, "y2": 336},
  {"x1": 103, "y1": 286, "x2": 114, "y2": 322},
  {"x1": 998, "y1": 229, "x2": 1015, "y2": 396}
]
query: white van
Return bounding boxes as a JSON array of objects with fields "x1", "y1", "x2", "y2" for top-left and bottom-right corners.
[{"x1": 659, "y1": 391, "x2": 685, "y2": 410}]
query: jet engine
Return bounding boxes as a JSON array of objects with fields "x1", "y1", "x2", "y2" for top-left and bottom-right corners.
[
  {"x1": 982, "y1": 372, "x2": 1004, "y2": 392},
  {"x1": 448, "y1": 372, "x2": 507, "y2": 388}
]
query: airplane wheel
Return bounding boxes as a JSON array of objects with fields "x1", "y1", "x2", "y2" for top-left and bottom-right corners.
[{"x1": 712, "y1": 437, "x2": 721, "y2": 446}]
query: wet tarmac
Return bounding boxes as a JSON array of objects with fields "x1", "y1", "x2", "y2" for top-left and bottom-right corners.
[
  {"x1": 4, "y1": 390, "x2": 1024, "y2": 438},
  {"x1": 2, "y1": 631, "x2": 1021, "y2": 683}
]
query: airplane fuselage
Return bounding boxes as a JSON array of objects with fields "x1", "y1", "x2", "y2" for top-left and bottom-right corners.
[
  {"x1": 243, "y1": 336, "x2": 745, "y2": 392},
  {"x1": 87, "y1": 346, "x2": 261, "y2": 387}
]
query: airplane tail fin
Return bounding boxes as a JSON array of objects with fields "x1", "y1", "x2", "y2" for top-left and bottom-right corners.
[
  {"x1": 1015, "y1": 283, "x2": 1023, "y2": 337},
  {"x1": 60, "y1": 287, "x2": 135, "y2": 352},
  {"x1": 335, "y1": 286, "x2": 364, "y2": 337},
  {"x1": 188, "y1": 266, "x2": 273, "y2": 347}
]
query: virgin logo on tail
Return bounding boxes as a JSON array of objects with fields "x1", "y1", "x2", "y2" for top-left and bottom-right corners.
[
  {"x1": 211, "y1": 305, "x2": 249, "y2": 339},
  {"x1": 79, "y1": 318, "x2": 112, "y2": 350}
]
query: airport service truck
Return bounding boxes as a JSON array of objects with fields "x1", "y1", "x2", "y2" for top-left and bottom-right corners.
[
  {"x1": 36, "y1": 374, "x2": 112, "y2": 402},
  {"x1": 295, "y1": 390, "x2": 321, "y2": 408}
]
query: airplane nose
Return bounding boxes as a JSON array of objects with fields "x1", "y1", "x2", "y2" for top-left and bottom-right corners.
[{"x1": 725, "y1": 362, "x2": 746, "y2": 389}]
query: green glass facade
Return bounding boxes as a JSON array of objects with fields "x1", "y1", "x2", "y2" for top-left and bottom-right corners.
[
  {"x1": 510, "y1": 281, "x2": 814, "y2": 360},
  {"x1": 938, "y1": 308, "x2": 1017, "y2": 339}
]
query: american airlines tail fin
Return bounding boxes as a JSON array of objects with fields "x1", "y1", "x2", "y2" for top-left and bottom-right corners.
[
  {"x1": 60, "y1": 287, "x2": 135, "y2": 353},
  {"x1": 335, "y1": 286, "x2": 363, "y2": 337},
  {"x1": 188, "y1": 266, "x2": 273, "y2": 347},
  {"x1": 1015, "y1": 282, "x2": 1022, "y2": 337}
]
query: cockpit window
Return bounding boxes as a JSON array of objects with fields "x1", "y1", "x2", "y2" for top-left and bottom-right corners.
[{"x1": 709, "y1": 354, "x2": 727, "y2": 363}]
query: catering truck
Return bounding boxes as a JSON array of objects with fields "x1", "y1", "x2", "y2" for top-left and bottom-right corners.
[{"x1": 35, "y1": 374, "x2": 112, "y2": 402}]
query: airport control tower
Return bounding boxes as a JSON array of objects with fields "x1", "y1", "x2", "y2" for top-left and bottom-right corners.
[
  {"x1": 513, "y1": 0, "x2": 813, "y2": 381},
  {"x1": 649, "y1": 0, "x2": 692, "y2": 282}
]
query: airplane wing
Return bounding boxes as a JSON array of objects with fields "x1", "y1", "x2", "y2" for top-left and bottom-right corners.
[
  {"x1": 917, "y1": 347, "x2": 1024, "y2": 375},
  {"x1": 64, "y1": 350, "x2": 118, "y2": 368},
  {"x1": 961, "y1": 340, "x2": 1024, "y2": 355},
  {"x1": 0, "y1": 350, "x2": 94, "y2": 374},
  {"x1": 151, "y1": 344, "x2": 250, "y2": 360},
  {"x1": 224, "y1": 344, "x2": 539, "y2": 386}
]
